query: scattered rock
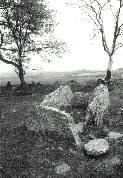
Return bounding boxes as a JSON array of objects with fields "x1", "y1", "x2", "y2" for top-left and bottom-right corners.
[
  {"x1": 68, "y1": 148, "x2": 77, "y2": 155},
  {"x1": 108, "y1": 131, "x2": 123, "y2": 140},
  {"x1": 110, "y1": 156, "x2": 121, "y2": 165},
  {"x1": 84, "y1": 139, "x2": 109, "y2": 156},
  {"x1": 11, "y1": 108, "x2": 16, "y2": 112},
  {"x1": 85, "y1": 83, "x2": 110, "y2": 126},
  {"x1": 55, "y1": 162, "x2": 70, "y2": 175},
  {"x1": 58, "y1": 147, "x2": 63, "y2": 151},
  {"x1": 42, "y1": 85, "x2": 74, "y2": 109}
]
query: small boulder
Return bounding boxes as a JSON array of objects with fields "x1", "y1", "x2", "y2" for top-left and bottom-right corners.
[
  {"x1": 84, "y1": 139, "x2": 109, "y2": 156},
  {"x1": 110, "y1": 156, "x2": 121, "y2": 165},
  {"x1": 55, "y1": 162, "x2": 70, "y2": 175},
  {"x1": 108, "y1": 131, "x2": 123, "y2": 140},
  {"x1": 41, "y1": 85, "x2": 74, "y2": 109},
  {"x1": 58, "y1": 147, "x2": 63, "y2": 151}
]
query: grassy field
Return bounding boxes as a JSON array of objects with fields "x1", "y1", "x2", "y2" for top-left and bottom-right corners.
[{"x1": 0, "y1": 78, "x2": 123, "y2": 177}]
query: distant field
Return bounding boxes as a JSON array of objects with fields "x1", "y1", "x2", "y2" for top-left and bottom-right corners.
[{"x1": 0, "y1": 68, "x2": 122, "y2": 86}]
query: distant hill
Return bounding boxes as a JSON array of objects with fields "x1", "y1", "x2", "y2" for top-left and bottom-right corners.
[{"x1": 0, "y1": 68, "x2": 122, "y2": 86}]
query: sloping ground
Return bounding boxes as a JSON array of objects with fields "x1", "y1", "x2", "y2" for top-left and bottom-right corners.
[{"x1": 0, "y1": 79, "x2": 123, "y2": 177}]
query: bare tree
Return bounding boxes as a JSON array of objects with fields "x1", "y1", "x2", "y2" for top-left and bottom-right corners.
[
  {"x1": 0, "y1": 0, "x2": 65, "y2": 87},
  {"x1": 74, "y1": 0, "x2": 123, "y2": 82}
]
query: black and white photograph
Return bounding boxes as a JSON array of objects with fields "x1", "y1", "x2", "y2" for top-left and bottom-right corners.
[{"x1": 0, "y1": 0, "x2": 123, "y2": 177}]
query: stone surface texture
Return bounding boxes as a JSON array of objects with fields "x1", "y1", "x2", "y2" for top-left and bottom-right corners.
[
  {"x1": 41, "y1": 85, "x2": 74, "y2": 109},
  {"x1": 85, "y1": 84, "x2": 110, "y2": 126},
  {"x1": 55, "y1": 162, "x2": 70, "y2": 175},
  {"x1": 108, "y1": 131, "x2": 123, "y2": 140},
  {"x1": 25, "y1": 104, "x2": 83, "y2": 147},
  {"x1": 84, "y1": 139, "x2": 109, "y2": 156}
]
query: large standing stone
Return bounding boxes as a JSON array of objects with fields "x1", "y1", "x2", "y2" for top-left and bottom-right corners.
[
  {"x1": 85, "y1": 83, "x2": 110, "y2": 126},
  {"x1": 25, "y1": 104, "x2": 83, "y2": 147},
  {"x1": 41, "y1": 85, "x2": 74, "y2": 109},
  {"x1": 84, "y1": 139, "x2": 109, "y2": 156}
]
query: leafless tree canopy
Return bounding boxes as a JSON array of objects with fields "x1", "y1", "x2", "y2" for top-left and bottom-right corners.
[
  {"x1": 70, "y1": 0, "x2": 123, "y2": 81},
  {"x1": 81, "y1": 0, "x2": 123, "y2": 57}
]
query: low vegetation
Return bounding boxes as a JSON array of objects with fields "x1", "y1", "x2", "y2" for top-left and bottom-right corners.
[{"x1": 0, "y1": 77, "x2": 123, "y2": 177}]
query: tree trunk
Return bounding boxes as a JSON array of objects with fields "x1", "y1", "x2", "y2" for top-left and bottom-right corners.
[
  {"x1": 18, "y1": 66, "x2": 26, "y2": 88},
  {"x1": 105, "y1": 56, "x2": 113, "y2": 83}
]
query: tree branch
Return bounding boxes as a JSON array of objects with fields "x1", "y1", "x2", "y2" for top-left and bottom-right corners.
[
  {"x1": 0, "y1": 47, "x2": 17, "y2": 52},
  {"x1": 0, "y1": 53, "x2": 19, "y2": 68},
  {"x1": 114, "y1": 42, "x2": 123, "y2": 52},
  {"x1": 111, "y1": 0, "x2": 123, "y2": 55},
  {"x1": 0, "y1": 30, "x2": 4, "y2": 47}
]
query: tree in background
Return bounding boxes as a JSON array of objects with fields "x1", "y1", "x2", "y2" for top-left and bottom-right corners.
[
  {"x1": 0, "y1": 0, "x2": 65, "y2": 87},
  {"x1": 69, "y1": 0, "x2": 123, "y2": 82}
]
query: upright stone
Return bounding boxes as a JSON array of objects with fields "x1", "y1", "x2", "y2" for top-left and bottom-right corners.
[
  {"x1": 6, "y1": 81, "x2": 12, "y2": 91},
  {"x1": 85, "y1": 80, "x2": 110, "y2": 127},
  {"x1": 41, "y1": 85, "x2": 74, "y2": 109}
]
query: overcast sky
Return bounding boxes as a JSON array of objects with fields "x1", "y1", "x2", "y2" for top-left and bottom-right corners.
[{"x1": 0, "y1": 0, "x2": 123, "y2": 74}]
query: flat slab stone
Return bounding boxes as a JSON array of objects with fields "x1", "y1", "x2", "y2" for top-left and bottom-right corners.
[
  {"x1": 108, "y1": 131, "x2": 123, "y2": 140},
  {"x1": 55, "y1": 162, "x2": 70, "y2": 175},
  {"x1": 84, "y1": 139, "x2": 109, "y2": 156},
  {"x1": 25, "y1": 104, "x2": 83, "y2": 147},
  {"x1": 3, "y1": 102, "x2": 83, "y2": 147}
]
